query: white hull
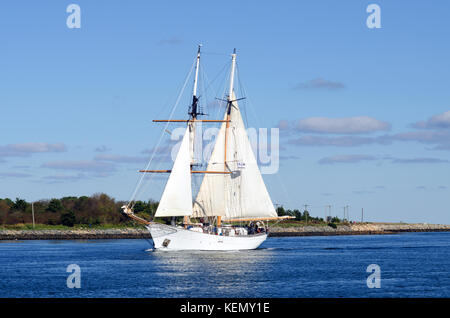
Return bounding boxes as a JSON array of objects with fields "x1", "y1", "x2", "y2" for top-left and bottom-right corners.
[{"x1": 146, "y1": 223, "x2": 267, "y2": 251}]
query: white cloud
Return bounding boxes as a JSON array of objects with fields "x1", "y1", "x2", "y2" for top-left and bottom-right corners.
[
  {"x1": 41, "y1": 173, "x2": 87, "y2": 183},
  {"x1": 391, "y1": 157, "x2": 449, "y2": 164},
  {"x1": 385, "y1": 130, "x2": 450, "y2": 150},
  {"x1": 157, "y1": 36, "x2": 182, "y2": 45},
  {"x1": 94, "y1": 154, "x2": 147, "y2": 164},
  {"x1": 318, "y1": 154, "x2": 376, "y2": 165},
  {"x1": 41, "y1": 160, "x2": 115, "y2": 173},
  {"x1": 293, "y1": 78, "x2": 345, "y2": 90},
  {"x1": 0, "y1": 142, "x2": 66, "y2": 157},
  {"x1": 288, "y1": 135, "x2": 376, "y2": 147},
  {"x1": 94, "y1": 145, "x2": 112, "y2": 152},
  {"x1": 294, "y1": 116, "x2": 390, "y2": 134},
  {"x1": 412, "y1": 110, "x2": 450, "y2": 129},
  {"x1": 0, "y1": 172, "x2": 32, "y2": 178}
]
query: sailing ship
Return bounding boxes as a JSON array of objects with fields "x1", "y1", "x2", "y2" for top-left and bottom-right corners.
[{"x1": 122, "y1": 46, "x2": 292, "y2": 250}]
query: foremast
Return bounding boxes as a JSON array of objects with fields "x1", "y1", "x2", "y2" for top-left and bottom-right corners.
[
  {"x1": 135, "y1": 45, "x2": 231, "y2": 225},
  {"x1": 184, "y1": 44, "x2": 202, "y2": 226}
]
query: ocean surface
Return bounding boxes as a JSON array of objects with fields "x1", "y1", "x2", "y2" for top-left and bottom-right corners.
[{"x1": 0, "y1": 232, "x2": 449, "y2": 298}]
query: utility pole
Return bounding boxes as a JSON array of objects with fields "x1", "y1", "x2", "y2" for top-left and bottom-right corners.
[
  {"x1": 303, "y1": 204, "x2": 309, "y2": 224},
  {"x1": 32, "y1": 202, "x2": 35, "y2": 229},
  {"x1": 345, "y1": 205, "x2": 350, "y2": 221}
]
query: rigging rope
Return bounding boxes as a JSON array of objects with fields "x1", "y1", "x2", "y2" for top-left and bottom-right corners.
[
  {"x1": 234, "y1": 62, "x2": 293, "y2": 214},
  {"x1": 127, "y1": 59, "x2": 196, "y2": 209}
]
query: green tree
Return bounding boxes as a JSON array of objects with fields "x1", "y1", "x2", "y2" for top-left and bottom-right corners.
[
  {"x1": 293, "y1": 209, "x2": 302, "y2": 221},
  {"x1": 0, "y1": 198, "x2": 14, "y2": 208},
  {"x1": 331, "y1": 216, "x2": 341, "y2": 223},
  {"x1": 60, "y1": 210, "x2": 76, "y2": 227},
  {"x1": 276, "y1": 206, "x2": 286, "y2": 216},
  {"x1": 12, "y1": 198, "x2": 27, "y2": 212},
  {"x1": 133, "y1": 201, "x2": 148, "y2": 213},
  {"x1": 47, "y1": 199, "x2": 63, "y2": 213}
]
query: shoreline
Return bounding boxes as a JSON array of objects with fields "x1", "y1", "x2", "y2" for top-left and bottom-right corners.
[
  {"x1": 268, "y1": 222, "x2": 450, "y2": 237},
  {"x1": 1, "y1": 223, "x2": 450, "y2": 240},
  {"x1": 269, "y1": 228, "x2": 450, "y2": 237}
]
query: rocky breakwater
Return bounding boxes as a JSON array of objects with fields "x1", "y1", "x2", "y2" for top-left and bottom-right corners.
[
  {"x1": 1, "y1": 223, "x2": 449, "y2": 240},
  {"x1": 0, "y1": 228, "x2": 151, "y2": 240},
  {"x1": 269, "y1": 223, "x2": 450, "y2": 237}
]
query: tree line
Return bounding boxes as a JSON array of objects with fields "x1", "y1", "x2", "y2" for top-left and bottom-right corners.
[
  {"x1": 276, "y1": 206, "x2": 342, "y2": 224},
  {"x1": 0, "y1": 194, "x2": 342, "y2": 227},
  {"x1": 0, "y1": 194, "x2": 158, "y2": 227}
]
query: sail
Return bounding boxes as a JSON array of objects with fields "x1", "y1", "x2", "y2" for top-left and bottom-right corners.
[
  {"x1": 154, "y1": 127, "x2": 193, "y2": 217},
  {"x1": 189, "y1": 121, "x2": 196, "y2": 164},
  {"x1": 192, "y1": 112, "x2": 227, "y2": 217},
  {"x1": 192, "y1": 92, "x2": 277, "y2": 219},
  {"x1": 224, "y1": 93, "x2": 277, "y2": 219}
]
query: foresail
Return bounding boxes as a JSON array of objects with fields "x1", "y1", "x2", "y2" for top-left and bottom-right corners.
[
  {"x1": 154, "y1": 127, "x2": 193, "y2": 217},
  {"x1": 224, "y1": 92, "x2": 277, "y2": 219}
]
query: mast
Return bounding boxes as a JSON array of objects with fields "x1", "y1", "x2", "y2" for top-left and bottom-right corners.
[
  {"x1": 224, "y1": 48, "x2": 237, "y2": 159},
  {"x1": 189, "y1": 45, "x2": 202, "y2": 164},
  {"x1": 189, "y1": 44, "x2": 202, "y2": 119},
  {"x1": 228, "y1": 49, "x2": 237, "y2": 104},
  {"x1": 218, "y1": 48, "x2": 237, "y2": 228},
  {"x1": 185, "y1": 44, "x2": 202, "y2": 226}
]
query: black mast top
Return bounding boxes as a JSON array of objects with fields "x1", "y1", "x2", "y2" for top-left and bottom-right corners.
[{"x1": 189, "y1": 45, "x2": 205, "y2": 119}]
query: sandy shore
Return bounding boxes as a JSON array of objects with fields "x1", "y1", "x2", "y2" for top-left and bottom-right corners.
[{"x1": 1, "y1": 223, "x2": 449, "y2": 240}]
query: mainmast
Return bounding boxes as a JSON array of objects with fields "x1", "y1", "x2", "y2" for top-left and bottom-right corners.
[
  {"x1": 228, "y1": 49, "x2": 237, "y2": 105},
  {"x1": 224, "y1": 48, "x2": 237, "y2": 165},
  {"x1": 218, "y1": 48, "x2": 237, "y2": 228}
]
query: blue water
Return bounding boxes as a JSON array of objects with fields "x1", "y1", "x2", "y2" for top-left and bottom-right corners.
[{"x1": 0, "y1": 232, "x2": 449, "y2": 297}]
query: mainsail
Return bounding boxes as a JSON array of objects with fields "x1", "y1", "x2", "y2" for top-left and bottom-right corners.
[
  {"x1": 193, "y1": 92, "x2": 277, "y2": 219},
  {"x1": 192, "y1": 111, "x2": 228, "y2": 217},
  {"x1": 154, "y1": 127, "x2": 193, "y2": 217}
]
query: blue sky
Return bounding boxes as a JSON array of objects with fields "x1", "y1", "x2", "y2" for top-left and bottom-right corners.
[{"x1": 1, "y1": 1, "x2": 450, "y2": 223}]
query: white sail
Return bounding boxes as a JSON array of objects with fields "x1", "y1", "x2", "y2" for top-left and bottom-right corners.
[
  {"x1": 154, "y1": 127, "x2": 193, "y2": 217},
  {"x1": 192, "y1": 92, "x2": 277, "y2": 219},
  {"x1": 192, "y1": 112, "x2": 227, "y2": 217},
  {"x1": 189, "y1": 121, "x2": 196, "y2": 164},
  {"x1": 224, "y1": 93, "x2": 277, "y2": 219}
]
